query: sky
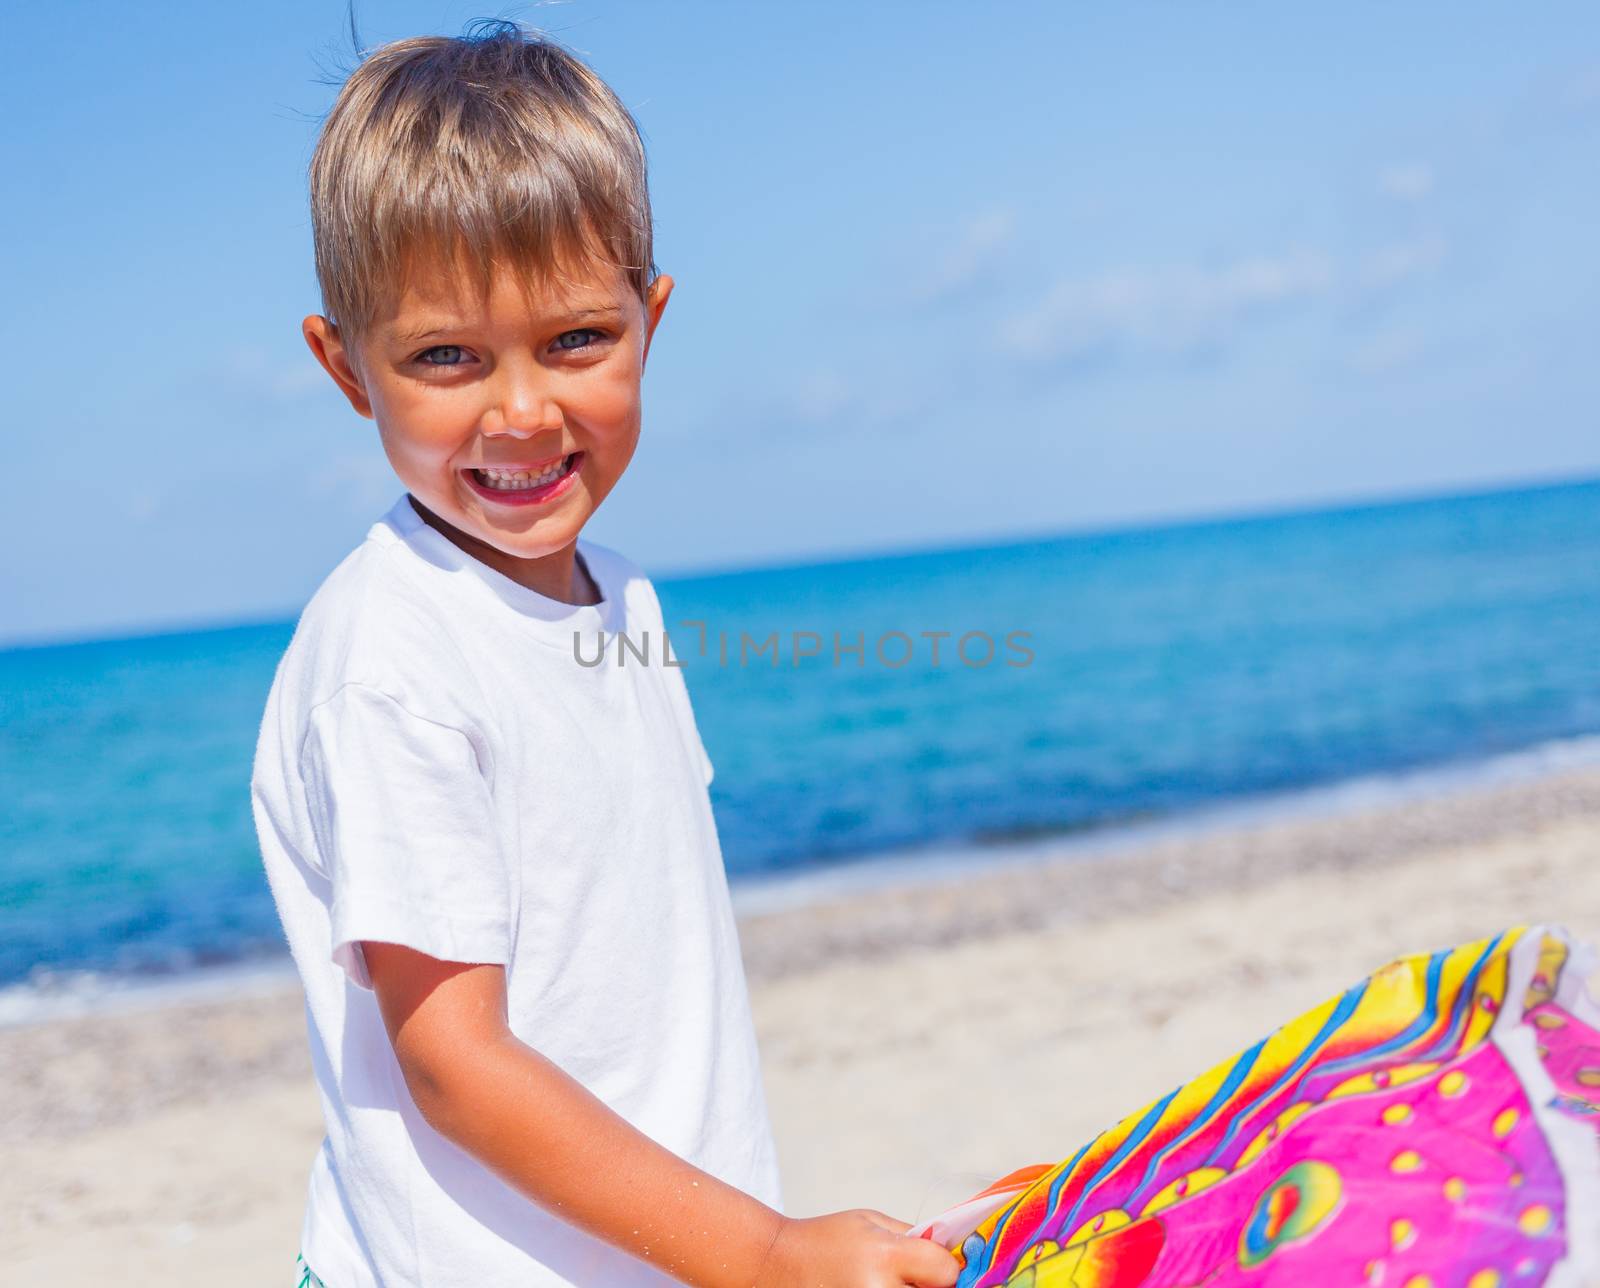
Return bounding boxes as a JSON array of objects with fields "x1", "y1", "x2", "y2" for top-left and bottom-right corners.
[{"x1": 3, "y1": 1, "x2": 1598, "y2": 645}]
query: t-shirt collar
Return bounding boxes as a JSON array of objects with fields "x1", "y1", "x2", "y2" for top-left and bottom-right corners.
[{"x1": 375, "y1": 493, "x2": 624, "y2": 636}]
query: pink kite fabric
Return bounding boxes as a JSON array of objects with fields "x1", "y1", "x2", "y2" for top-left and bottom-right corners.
[{"x1": 912, "y1": 924, "x2": 1600, "y2": 1287}]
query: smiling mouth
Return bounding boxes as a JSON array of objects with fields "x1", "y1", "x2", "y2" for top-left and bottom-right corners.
[{"x1": 469, "y1": 454, "x2": 579, "y2": 492}]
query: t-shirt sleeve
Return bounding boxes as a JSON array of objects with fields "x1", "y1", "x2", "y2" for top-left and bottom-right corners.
[{"x1": 298, "y1": 682, "x2": 512, "y2": 989}]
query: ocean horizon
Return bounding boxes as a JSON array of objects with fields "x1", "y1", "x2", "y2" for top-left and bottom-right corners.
[{"x1": 4, "y1": 475, "x2": 1599, "y2": 1006}]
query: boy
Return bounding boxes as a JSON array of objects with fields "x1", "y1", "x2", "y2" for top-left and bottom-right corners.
[{"x1": 251, "y1": 20, "x2": 960, "y2": 1288}]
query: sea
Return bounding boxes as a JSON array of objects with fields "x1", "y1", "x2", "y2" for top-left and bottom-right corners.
[{"x1": 3, "y1": 477, "x2": 1599, "y2": 1019}]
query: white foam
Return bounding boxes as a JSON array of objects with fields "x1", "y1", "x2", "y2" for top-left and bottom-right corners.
[
  {"x1": 730, "y1": 732, "x2": 1600, "y2": 916},
  {"x1": 10, "y1": 732, "x2": 1600, "y2": 1026},
  {"x1": 0, "y1": 955, "x2": 300, "y2": 1030}
]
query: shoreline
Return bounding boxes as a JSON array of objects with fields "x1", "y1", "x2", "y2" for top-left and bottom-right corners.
[
  {"x1": 8, "y1": 729, "x2": 1600, "y2": 1030},
  {"x1": 732, "y1": 729, "x2": 1600, "y2": 917},
  {"x1": 737, "y1": 749, "x2": 1600, "y2": 980},
  {"x1": 5, "y1": 757, "x2": 1599, "y2": 1279},
  {"x1": 6, "y1": 754, "x2": 1600, "y2": 1140}
]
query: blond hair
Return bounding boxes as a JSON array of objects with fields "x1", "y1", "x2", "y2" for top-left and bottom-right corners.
[{"x1": 308, "y1": 20, "x2": 655, "y2": 343}]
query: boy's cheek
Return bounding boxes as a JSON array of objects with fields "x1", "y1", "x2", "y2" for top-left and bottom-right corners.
[
  {"x1": 583, "y1": 423, "x2": 643, "y2": 481},
  {"x1": 374, "y1": 396, "x2": 479, "y2": 458}
]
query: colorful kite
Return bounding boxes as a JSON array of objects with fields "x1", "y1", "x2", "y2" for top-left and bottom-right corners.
[{"x1": 913, "y1": 924, "x2": 1600, "y2": 1286}]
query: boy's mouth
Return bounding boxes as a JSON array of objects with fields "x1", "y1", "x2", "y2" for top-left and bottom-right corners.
[{"x1": 463, "y1": 453, "x2": 583, "y2": 505}]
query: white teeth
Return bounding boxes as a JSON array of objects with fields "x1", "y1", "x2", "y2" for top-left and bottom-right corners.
[{"x1": 475, "y1": 457, "x2": 572, "y2": 491}]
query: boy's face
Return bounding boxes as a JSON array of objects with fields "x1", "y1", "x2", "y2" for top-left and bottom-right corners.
[{"x1": 304, "y1": 253, "x2": 672, "y2": 591}]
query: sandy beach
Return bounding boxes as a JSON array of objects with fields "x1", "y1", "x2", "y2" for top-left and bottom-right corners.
[{"x1": 4, "y1": 765, "x2": 1598, "y2": 1284}]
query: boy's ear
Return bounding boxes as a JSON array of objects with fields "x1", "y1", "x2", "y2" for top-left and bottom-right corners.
[
  {"x1": 640, "y1": 274, "x2": 674, "y2": 371},
  {"x1": 303, "y1": 315, "x2": 374, "y2": 419}
]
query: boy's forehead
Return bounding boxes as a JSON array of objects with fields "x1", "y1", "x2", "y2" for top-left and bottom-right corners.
[{"x1": 379, "y1": 252, "x2": 634, "y2": 336}]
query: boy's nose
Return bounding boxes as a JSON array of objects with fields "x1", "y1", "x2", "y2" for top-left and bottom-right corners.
[{"x1": 482, "y1": 364, "x2": 563, "y2": 437}]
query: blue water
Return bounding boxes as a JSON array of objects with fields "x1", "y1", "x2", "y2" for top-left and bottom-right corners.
[{"x1": 4, "y1": 479, "x2": 1600, "y2": 990}]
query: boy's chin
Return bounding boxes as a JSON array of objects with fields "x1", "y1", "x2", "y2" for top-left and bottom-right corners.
[
  {"x1": 414, "y1": 489, "x2": 589, "y2": 561},
  {"x1": 471, "y1": 507, "x2": 596, "y2": 560}
]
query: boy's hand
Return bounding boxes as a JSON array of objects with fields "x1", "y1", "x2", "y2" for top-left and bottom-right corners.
[{"x1": 758, "y1": 1210, "x2": 960, "y2": 1288}]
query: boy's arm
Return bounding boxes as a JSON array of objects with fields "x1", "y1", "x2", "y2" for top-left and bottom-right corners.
[{"x1": 363, "y1": 941, "x2": 959, "y2": 1288}]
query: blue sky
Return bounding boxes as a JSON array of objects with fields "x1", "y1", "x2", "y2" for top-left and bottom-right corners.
[{"x1": 3, "y1": 2, "x2": 1597, "y2": 645}]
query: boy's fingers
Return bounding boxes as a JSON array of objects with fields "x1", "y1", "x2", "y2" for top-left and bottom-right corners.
[
  {"x1": 861, "y1": 1209, "x2": 912, "y2": 1235},
  {"x1": 897, "y1": 1233, "x2": 961, "y2": 1287},
  {"x1": 854, "y1": 1210, "x2": 959, "y2": 1285}
]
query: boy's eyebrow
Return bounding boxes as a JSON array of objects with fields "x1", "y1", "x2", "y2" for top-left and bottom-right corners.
[{"x1": 385, "y1": 307, "x2": 627, "y2": 345}]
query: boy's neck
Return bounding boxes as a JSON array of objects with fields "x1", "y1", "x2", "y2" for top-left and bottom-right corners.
[{"x1": 406, "y1": 494, "x2": 601, "y2": 606}]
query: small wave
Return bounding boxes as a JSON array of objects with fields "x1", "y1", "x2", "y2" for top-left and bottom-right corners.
[
  {"x1": 730, "y1": 732, "x2": 1600, "y2": 917},
  {"x1": 9, "y1": 733, "x2": 1600, "y2": 1023},
  {"x1": 0, "y1": 955, "x2": 298, "y2": 1029}
]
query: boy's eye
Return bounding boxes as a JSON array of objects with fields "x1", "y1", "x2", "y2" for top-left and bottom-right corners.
[
  {"x1": 553, "y1": 328, "x2": 604, "y2": 352},
  {"x1": 417, "y1": 345, "x2": 466, "y2": 366}
]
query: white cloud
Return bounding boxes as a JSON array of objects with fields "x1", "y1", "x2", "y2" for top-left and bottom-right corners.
[
  {"x1": 789, "y1": 368, "x2": 853, "y2": 423},
  {"x1": 703, "y1": 362, "x2": 933, "y2": 444},
  {"x1": 271, "y1": 361, "x2": 334, "y2": 400},
  {"x1": 123, "y1": 490, "x2": 163, "y2": 522},
  {"x1": 914, "y1": 208, "x2": 1017, "y2": 303},
  {"x1": 783, "y1": 368, "x2": 929, "y2": 434},
  {"x1": 1005, "y1": 230, "x2": 1450, "y2": 368},
  {"x1": 1565, "y1": 62, "x2": 1600, "y2": 111},
  {"x1": 1004, "y1": 249, "x2": 1334, "y2": 363},
  {"x1": 1376, "y1": 162, "x2": 1440, "y2": 202},
  {"x1": 1347, "y1": 328, "x2": 1426, "y2": 377},
  {"x1": 1361, "y1": 235, "x2": 1447, "y2": 292},
  {"x1": 221, "y1": 345, "x2": 337, "y2": 404},
  {"x1": 1378, "y1": 162, "x2": 1435, "y2": 202},
  {"x1": 309, "y1": 450, "x2": 396, "y2": 512}
]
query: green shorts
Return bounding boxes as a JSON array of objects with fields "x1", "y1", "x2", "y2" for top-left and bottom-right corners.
[{"x1": 295, "y1": 1253, "x2": 328, "y2": 1288}]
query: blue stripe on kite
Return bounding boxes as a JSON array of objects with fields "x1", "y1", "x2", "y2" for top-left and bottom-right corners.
[
  {"x1": 1417, "y1": 933, "x2": 1502, "y2": 1060},
  {"x1": 1305, "y1": 949, "x2": 1448, "y2": 1083},
  {"x1": 1124, "y1": 1039, "x2": 1267, "y2": 1208},
  {"x1": 1057, "y1": 1089, "x2": 1181, "y2": 1235},
  {"x1": 1202, "y1": 979, "x2": 1368, "y2": 1167},
  {"x1": 1044, "y1": 1139, "x2": 1096, "y2": 1218},
  {"x1": 961, "y1": 1139, "x2": 1097, "y2": 1287},
  {"x1": 1305, "y1": 932, "x2": 1505, "y2": 1092}
]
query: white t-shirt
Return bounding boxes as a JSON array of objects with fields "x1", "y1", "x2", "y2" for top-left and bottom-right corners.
[{"x1": 251, "y1": 493, "x2": 782, "y2": 1287}]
